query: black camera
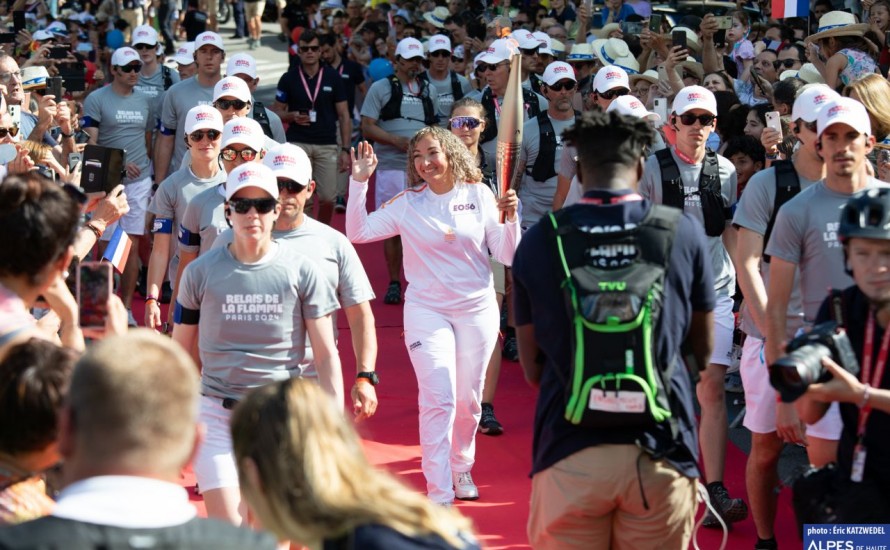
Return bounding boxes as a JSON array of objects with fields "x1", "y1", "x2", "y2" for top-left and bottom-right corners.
[{"x1": 769, "y1": 321, "x2": 860, "y2": 403}]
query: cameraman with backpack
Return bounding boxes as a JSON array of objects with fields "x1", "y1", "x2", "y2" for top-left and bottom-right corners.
[
  {"x1": 513, "y1": 110, "x2": 715, "y2": 549},
  {"x1": 792, "y1": 188, "x2": 890, "y2": 521}
]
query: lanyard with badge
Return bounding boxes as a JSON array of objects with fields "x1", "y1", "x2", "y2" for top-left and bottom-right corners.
[
  {"x1": 299, "y1": 67, "x2": 324, "y2": 123},
  {"x1": 852, "y1": 311, "x2": 890, "y2": 482}
]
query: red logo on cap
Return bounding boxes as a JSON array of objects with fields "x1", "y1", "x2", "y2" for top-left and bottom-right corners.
[
  {"x1": 223, "y1": 82, "x2": 236, "y2": 90},
  {"x1": 202, "y1": 35, "x2": 216, "y2": 41},
  {"x1": 629, "y1": 99, "x2": 643, "y2": 109},
  {"x1": 231, "y1": 125, "x2": 251, "y2": 134},
  {"x1": 606, "y1": 71, "x2": 622, "y2": 79},
  {"x1": 687, "y1": 92, "x2": 704, "y2": 101},
  {"x1": 408, "y1": 44, "x2": 420, "y2": 50},
  {"x1": 238, "y1": 169, "x2": 258, "y2": 182},
  {"x1": 814, "y1": 94, "x2": 827, "y2": 104},
  {"x1": 274, "y1": 155, "x2": 296, "y2": 166},
  {"x1": 828, "y1": 104, "x2": 850, "y2": 116},
  {"x1": 554, "y1": 66, "x2": 568, "y2": 74},
  {"x1": 236, "y1": 59, "x2": 250, "y2": 67},
  {"x1": 195, "y1": 112, "x2": 213, "y2": 121}
]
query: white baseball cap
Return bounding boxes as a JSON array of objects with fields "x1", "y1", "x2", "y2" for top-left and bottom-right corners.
[
  {"x1": 227, "y1": 53, "x2": 257, "y2": 79},
  {"x1": 263, "y1": 143, "x2": 313, "y2": 186},
  {"x1": 532, "y1": 31, "x2": 554, "y2": 56},
  {"x1": 213, "y1": 76, "x2": 251, "y2": 103},
  {"x1": 171, "y1": 42, "x2": 196, "y2": 66},
  {"x1": 478, "y1": 38, "x2": 517, "y2": 65},
  {"x1": 542, "y1": 61, "x2": 576, "y2": 86},
  {"x1": 184, "y1": 104, "x2": 223, "y2": 134},
  {"x1": 791, "y1": 85, "x2": 840, "y2": 124},
  {"x1": 195, "y1": 31, "x2": 225, "y2": 52},
  {"x1": 221, "y1": 117, "x2": 266, "y2": 152},
  {"x1": 607, "y1": 95, "x2": 660, "y2": 122},
  {"x1": 225, "y1": 163, "x2": 279, "y2": 201},
  {"x1": 593, "y1": 65, "x2": 629, "y2": 93},
  {"x1": 111, "y1": 47, "x2": 141, "y2": 67},
  {"x1": 672, "y1": 85, "x2": 718, "y2": 116},
  {"x1": 510, "y1": 29, "x2": 539, "y2": 50},
  {"x1": 428, "y1": 34, "x2": 452, "y2": 53},
  {"x1": 817, "y1": 97, "x2": 872, "y2": 138},
  {"x1": 32, "y1": 30, "x2": 53, "y2": 41},
  {"x1": 131, "y1": 25, "x2": 158, "y2": 46},
  {"x1": 46, "y1": 21, "x2": 68, "y2": 37},
  {"x1": 395, "y1": 37, "x2": 425, "y2": 60},
  {"x1": 453, "y1": 45, "x2": 465, "y2": 60}
]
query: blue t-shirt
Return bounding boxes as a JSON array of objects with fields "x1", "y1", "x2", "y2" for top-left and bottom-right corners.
[
  {"x1": 512, "y1": 189, "x2": 715, "y2": 478},
  {"x1": 275, "y1": 65, "x2": 347, "y2": 145}
]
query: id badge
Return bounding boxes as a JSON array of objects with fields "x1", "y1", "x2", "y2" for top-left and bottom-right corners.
[
  {"x1": 851, "y1": 443, "x2": 866, "y2": 483},
  {"x1": 309, "y1": 110, "x2": 317, "y2": 123}
]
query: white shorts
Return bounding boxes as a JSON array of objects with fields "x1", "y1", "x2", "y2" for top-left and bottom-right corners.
[
  {"x1": 193, "y1": 395, "x2": 239, "y2": 491},
  {"x1": 100, "y1": 175, "x2": 152, "y2": 239},
  {"x1": 739, "y1": 335, "x2": 842, "y2": 438},
  {"x1": 710, "y1": 293, "x2": 735, "y2": 367},
  {"x1": 375, "y1": 169, "x2": 406, "y2": 209}
]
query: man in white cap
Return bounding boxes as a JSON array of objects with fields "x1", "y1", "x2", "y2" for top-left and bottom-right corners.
[
  {"x1": 174, "y1": 160, "x2": 342, "y2": 526},
  {"x1": 213, "y1": 142, "x2": 379, "y2": 419},
  {"x1": 226, "y1": 52, "x2": 286, "y2": 143},
  {"x1": 272, "y1": 29, "x2": 350, "y2": 226},
  {"x1": 518, "y1": 61, "x2": 578, "y2": 230},
  {"x1": 132, "y1": 25, "x2": 180, "y2": 111},
  {"x1": 591, "y1": 64, "x2": 630, "y2": 111},
  {"x1": 145, "y1": 105, "x2": 226, "y2": 332},
  {"x1": 511, "y1": 29, "x2": 545, "y2": 94},
  {"x1": 360, "y1": 36, "x2": 442, "y2": 305},
  {"x1": 764, "y1": 96, "x2": 888, "y2": 537},
  {"x1": 212, "y1": 76, "x2": 253, "y2": 123},
  {"x1": 639, "y1": 85, "x2": 747, "y2": 528},
  {"x1": 734, "y1": 84, "x2": 839, "y2": 550},
  {"x1": 421, "y1": 34, "x2": 471, "y2": 122},
  {"x1": 83, "y1": 46, "x2": 156, "y2": 326},
  {"x1": 170, "y1": 42, "x2": 197, "y2": 80},
  {"x1": 155, "y1": 31, "x2": 225, "y2": 185}
]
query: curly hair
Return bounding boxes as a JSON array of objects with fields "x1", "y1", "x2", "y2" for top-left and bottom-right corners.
[{"x1": 405, "y1": 125, "x2": 482, "y2": 187}]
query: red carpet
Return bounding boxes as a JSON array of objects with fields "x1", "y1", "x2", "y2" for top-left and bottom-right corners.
[{"x1": 135, "y1": 208, "x2": 801, "y2": 549}]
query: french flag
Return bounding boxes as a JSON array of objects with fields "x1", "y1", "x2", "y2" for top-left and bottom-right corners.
[
  {"x1": 772, "y1": 0, "x2": 808, "y2": 19},
  {"x1": 101, "y1": 226, "x2": 132, "y2": 273}
]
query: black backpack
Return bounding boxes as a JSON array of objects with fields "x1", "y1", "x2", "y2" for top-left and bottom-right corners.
[
  {"x1": 548, "y1": 204, "x2": 682, "y2": 430},
  {"x1": 479, "y1": 86, "x2": 543, "y2": 144},
  {"x1": 378, "y1": 74, "x2": 438, "y2": 126},
  {"x1": 252, "y1": 100, "x2": 275, "y2": 139},
  {"x1": 762, "y1": 159, "x2": 801, "y2": 262},
  {"x1": 528, "y1": 110, "x2": 579, "y2": 183},
  {"x1": 657, "y1": 148, "x2": 731, "y2": 237}
]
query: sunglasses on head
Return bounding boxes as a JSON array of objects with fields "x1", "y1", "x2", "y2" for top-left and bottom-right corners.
[
  {"x1": 0, "y1": 126, "x2": 19, "y2": 138},
  {"x1": 677, "y1": 113, "x2": 716, "y2": 126},
  {"x1": 449, "y1": 116, "x2": 482, "y2": 130},
  {"x1": 277, "y1": 178, "x2": 307, "y2": 193},
  {"x1": 215, "y1": 98, "x2": 249, "y2": 110},
  {"x1": 221, "y1": 147, "x2": 259, "y2": 161},
  {"x1": 133, "y1": 43, "x2": 156, "y2": 50},
  {"x1": 548, "y1": 80, "x2": 576, "y2": 92},
  {"x1": 598, "y1": 88, "x2": 628, "y2": 100},
  {"x1": 773, "y1": 58, "x2": 800, "y2": 69},
  {"x1": 429, "y1": 50, "x2": 450, "y2": 58},
  {"x1": 189, "y1": 129, "x2": 221, "y2": 142},
  {"x1": 299, "y1": 45, "x2": 320, "y2": 52},
  {"x1": 228, "y1": 197, "x2": 278, "y2": 214},
  {"x1": 477, "y1": 62, "x2": 507, "y2": 73},
  {"x1": 117, "y1": 63, "x2": 142, "y2": 73}
]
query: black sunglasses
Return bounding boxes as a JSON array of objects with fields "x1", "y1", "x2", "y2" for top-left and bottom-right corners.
[
  {"x1": 189, "y1": 129, "x2": 221, "y2": 142},
  {"x1": 449, "y1": 116, "x2": 482, "y2": 130},
  {"x1": 451, "y1": 56, "x2": 464, "y2": 63},
  {"x1": 299, "y1": 45, "x2": 320, "y2": 52},
  {"x1": 477, "y1": 62, "x2": 507, "y2": 73},
  {"x1": 429, "y1": 50, "x2": 450, "y2": 58},
  {"x1": 598, "y1": 88, "x2": 628, "y2": 100},
  {"x1": 228, "y1": 197, "x2": 278, "y2": 214},
  {"x1": 117, "y1": 63, "x2": 142, "y2": 73},
  {"x1": 520, "y1": 47, "x2": 539, "y2": 56},
  {"x1": 548, "y1": 80, "x2": 576, "y2": 92},
  {"x1": 0, "y1": 126, "x2": 19, "y2": 138},
  {"x1": 133, "y1": 43, "x2": 156, "y2": 50},
  {"x1": 773, "y1": 58, "x2": 801, "y2": 69},
  {"x1": 221, "y1": 147, "x2": 259, "y2": 161},
  {"x1": 678, "y1": 113, "x2": 716, "y2": 126},
  {"x1": 215, "y1": 99, "x2": 249, "y2": 111},
  {"x1": 277, "y1": 178, "x2": 308, "y2": 193}
]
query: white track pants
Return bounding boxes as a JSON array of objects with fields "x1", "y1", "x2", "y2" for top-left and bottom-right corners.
[{"x1": 403, "y1": 297, "x2": 500, "y2": 503}]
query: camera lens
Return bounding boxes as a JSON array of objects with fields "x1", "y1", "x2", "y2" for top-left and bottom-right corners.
[{"x1": 769, "y1": 343, "x2": 831, "y2": 402}]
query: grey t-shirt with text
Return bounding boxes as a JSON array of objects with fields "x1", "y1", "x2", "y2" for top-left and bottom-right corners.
[
  {"x1": 177, "y1": 242, "x2": 339, "y2": 399},
  {"x1": 640, "y1": 148, "x2": 737, "y2": 295},
  {"x1": 83, "y1": 86, "x2": 155, "y2": 180},
  {"x1": 428, "y1": 72, "x2": 472, "y2": 125},
  {"x1": 136, "y1": 64, "x2": 181, "y2": 116}
]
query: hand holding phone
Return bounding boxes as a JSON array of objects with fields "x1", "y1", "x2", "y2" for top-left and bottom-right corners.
[
  {"x1": 78, "y1": 261, "x2": 112, "y2": 331},
  {"x1": 649, "y1": 14, "x2": 663, "y2": 33},
  {"x1": 672, "y1": 30, "x2": 688, "y2": 51},
  {"x1": 765, "y1": 110, "x2": 782, "y2": 138}
]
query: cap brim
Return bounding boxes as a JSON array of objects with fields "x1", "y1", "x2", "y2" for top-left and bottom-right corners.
[
  {"x1": 172, "y1": 55, "x2": 195, "y2": 65},
  {"x1": 807, "y1": 23, "x2": 869, "y2": 43}
]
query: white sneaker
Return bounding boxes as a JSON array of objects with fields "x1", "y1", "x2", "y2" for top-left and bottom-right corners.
[{"x1": 452, "y1": 471, "x2": 479, "y2": 501}]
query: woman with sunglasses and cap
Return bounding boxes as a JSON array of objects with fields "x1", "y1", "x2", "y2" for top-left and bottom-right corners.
[
  {"x1": 348, "y1": 128, "x2": 520, "y2": 506},
  {"x1": 173, "y1": 162, "x2": 342, "y2": 527}
]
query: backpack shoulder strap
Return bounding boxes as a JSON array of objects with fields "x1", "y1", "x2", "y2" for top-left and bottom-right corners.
[
  {"x1": 480, "y1": 88, "x2": 497, "y2": 143},
  {"x1": 523, "y1": 88, "x2": 541, "y2": 117},
  {"x1": 656, "y1": 148, "x2": 684, "y2": 210},
  {"x1": 450, "y1": 71, "x2": 463, "y2": 100},
  {"x1": 763, "y1": 160, "x2": 801, "y2": 263},
  {"x1": 378, "y1": 75, "x2": 402, "y2": 121},
  {"x1": 530, "y1": 112, "x2": 557, "y2": 182},
  {"x1": 251, "y1": 100, "x2": 274, "y2": 139},
  {"x1": 418, "y1": 78, "x2": 438, "y2": 125},
  {"x1": 162, "y1": 65, "x2": 173, "y2": 91}
]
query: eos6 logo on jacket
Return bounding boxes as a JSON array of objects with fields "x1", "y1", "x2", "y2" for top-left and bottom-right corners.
[{"x1": 452, "y1": 203, "x2": 477, "y2": 212}]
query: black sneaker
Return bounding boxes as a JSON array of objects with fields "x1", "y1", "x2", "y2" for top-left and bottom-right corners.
[
  {"x1": 383, "y1": 281, "x2": 402, "y2": 305},
  {"x1": 754, "y1": 537, "x2": 778, "y2": 550},
  {"x1": 502, "y1": 335, "x2": 519, "y2": 362},
  {"x1": 703, "y1": 483, "x2": 749, "y2": 529},
  {"x1": 334, "y1": 195, "x2": 346, "y2": 213},
  {"x1": 479, "y1": 403, "x2": 503, "y2": 435}
]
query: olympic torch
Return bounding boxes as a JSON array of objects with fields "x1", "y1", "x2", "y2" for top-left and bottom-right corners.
[{"x1": 496, "y1": 51, "x2": 523, "y2": 224}]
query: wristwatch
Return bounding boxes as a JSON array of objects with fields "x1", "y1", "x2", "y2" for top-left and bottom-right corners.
[{"x1": 356, "y1": 371, "x2": 379, "y2": 386}]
